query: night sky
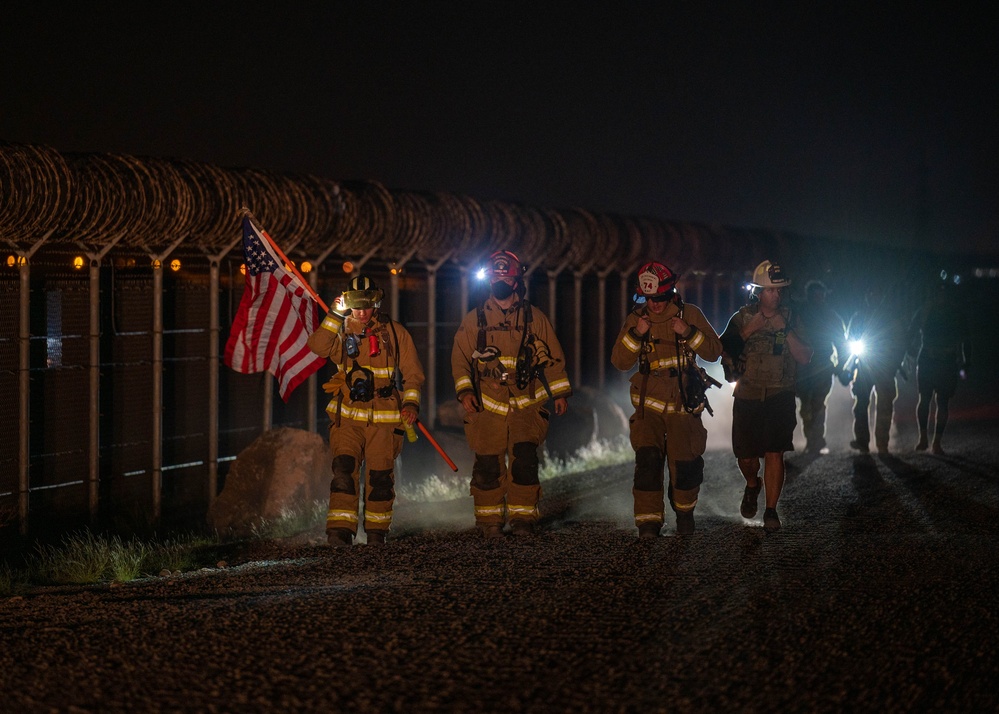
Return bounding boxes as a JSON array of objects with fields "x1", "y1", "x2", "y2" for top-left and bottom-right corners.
[{"x1": 2, "y1": 2, "x2": 996, "y2": 256}]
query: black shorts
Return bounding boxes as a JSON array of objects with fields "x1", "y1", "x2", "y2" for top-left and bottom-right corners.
[
  {"x1": 732, "y1": 390, "x2": 797, "y2": 458},
  {"x1": 917, "y1": 356, "x2": 959, "y2": 399}
]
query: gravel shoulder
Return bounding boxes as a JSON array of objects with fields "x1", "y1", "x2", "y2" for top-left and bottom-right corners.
[{"x1": 3, "y1": 422, "x2": 998, "y2": 713}]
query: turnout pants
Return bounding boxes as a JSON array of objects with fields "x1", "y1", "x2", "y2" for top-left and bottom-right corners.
[
  {"x1": 463, "y1": 405, "x2": 550, "y2": 526},
  {"x1": 326, "y1": 421, "x2": 403, "y2": 535},
  {"x1": 797, "y1": 368, "x2": 834, "y2": 450},
  {"x1": 629, "y1": 410, "x2": 707, "y2": 527},
  {"x1": 852, "y1": 373, "x2": 898, "y2": 450}
]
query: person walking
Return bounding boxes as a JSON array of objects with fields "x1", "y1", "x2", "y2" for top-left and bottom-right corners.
[
  {"x1": 307, "y1": 275, "x2": 425, "y2": 547},
  {"x1": 721, "y1": 260, "x2": 812, "y2": 531},
  {"x1": 451, "y1": 250, "x2": 571, "y2": 538},
  {"x1": 908, "y1": 279, "x2": 971, "y2": 455},
  {"x1": 794, "y1": 280, "x2": 847, "y2": 454},
  {"x1": 840, "y1": 285, "x2": 909, "y2": 455},
  {"x1": 611, "y1": 261, "x2": 723, "y2": 537}
]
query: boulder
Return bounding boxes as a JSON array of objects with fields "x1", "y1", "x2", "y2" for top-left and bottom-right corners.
[
  {"x1": 208, "y1": 427, "x2": 329, "y2": 537},
  {"x1": 545, "y1": 386, "x2": 630, "y2": 460}
]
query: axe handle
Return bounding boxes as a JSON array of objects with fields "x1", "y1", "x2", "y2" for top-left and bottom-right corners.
[{"x1": 417, "y1": 420, "x2": 459, "y2": 472}]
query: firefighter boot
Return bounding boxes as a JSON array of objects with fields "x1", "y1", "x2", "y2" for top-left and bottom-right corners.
[
  {"x1": 915, "y1": 431, "x2": 929, "y2": 452},
  {"x1": 327, "y1": 528, "x2": 354, "y2": 548},
  {"x1": 479, "y1": 523, "x2": 504, "y2": 539},
  {"x1": 366, "y1": 530, "x2": 387, "y2": 546},
  {"x1": 510, "y1": 520, "x2": 535, "y2": 537},
  {"x1": 637, "y1": 522, "x2": 661, "y2": 540},
  {"x1": 675, "y1": 510, "x2": 695, "y2": 536}
]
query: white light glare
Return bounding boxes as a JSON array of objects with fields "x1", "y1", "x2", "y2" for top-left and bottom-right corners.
[
  {"x1": 475, "y1": 267, "x2": 488, "y2": 280},
  {"x1": 848, "y1": 339, "x2": 865, "y2": 357}
]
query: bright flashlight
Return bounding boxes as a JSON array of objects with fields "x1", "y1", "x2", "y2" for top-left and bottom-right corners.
[
  {"x1": 475, "y1": 267, "x2": 488, "y2": 280},
  {"x1": 848, "y1": 339, "x2": 865, "y2": 357}
]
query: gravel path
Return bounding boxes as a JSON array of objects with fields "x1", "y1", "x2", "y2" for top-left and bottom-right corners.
[{"x1": 3, "y1": 423, "x2": 998, "y2": 713}]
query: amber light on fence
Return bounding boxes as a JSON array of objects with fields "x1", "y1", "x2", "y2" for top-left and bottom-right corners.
[
  {"x1": 73, "y1": 256, "x2": 85, "y2": 270},
  {"x1": 170, "y1": 259, "x2": 181, "y2": 272},
  {"x1": 342, "y1": 261, "x2": 354, "y2": 273},
  {"x1": 300, "y1": 261, "x2": 313, "y2": 273},
  {"x1": 240, "y1": 264, "x2": 246, "y2": 275}
]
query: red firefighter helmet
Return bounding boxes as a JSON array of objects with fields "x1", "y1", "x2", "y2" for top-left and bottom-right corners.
[
  {"x1": 636, "y1": 261, "x2": 678, "y2": 300},
  {"x1": 487, "y1": 250, "x2": 523, "y2": 281}
]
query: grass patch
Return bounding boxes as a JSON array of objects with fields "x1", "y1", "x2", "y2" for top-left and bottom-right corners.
[
  {"x1": 1, "y1": 530, "x2": 224, "y2": 593},
  {"x1": 540, "y1": 435, "x2": 632, "y2": 480},
  {"x1": 0, "y1": 562, "x2": 29, "y2": 597},
  {"x1": 142, "y1": 532, "x2": 222, "y2": 574},
  {"x1": 31, "y1": 531, "x2": 127, "y2": 585},
  {"x1": 250, "y1": 500, "x2": 327, "y2": 540}
]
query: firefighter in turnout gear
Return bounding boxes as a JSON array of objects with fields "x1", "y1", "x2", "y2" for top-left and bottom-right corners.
[
  {"x1": 307, "y1": 275, "x2": 425, "y2": 547},
  {"x1": 721, "y1": 261, "x2": 812, "y2": 532},
  {"x1": 451, "y1": 250, "x2": 571, "y2": 538},
  {"x1": 611, "y1": 261, "x2": 723, "y2": 538}
]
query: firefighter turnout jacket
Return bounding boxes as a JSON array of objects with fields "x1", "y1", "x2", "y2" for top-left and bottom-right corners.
[
  {"x1": 611, "y1": 300, "x2": 722, "y2": 417},
  {"x1": 308, "y1": 311, "x2": 424, "y2": 425},
  {"x1": 452, "y1": 297, "x2": 571, "y2": 416}
]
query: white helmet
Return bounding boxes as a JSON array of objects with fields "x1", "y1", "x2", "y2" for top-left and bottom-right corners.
[{"x1": 751, "y1": 260, "x2": 791, "y2": 289}]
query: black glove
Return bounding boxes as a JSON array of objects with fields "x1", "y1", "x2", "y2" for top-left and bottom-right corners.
[{"x1": 838, "y1": 369, "x2": 852, "y2": 387}]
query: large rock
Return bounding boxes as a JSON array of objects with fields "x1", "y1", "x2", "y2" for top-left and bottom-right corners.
[
  {"x1": 208, "y1": 427, "x2": 329, "y2": 537},
  {"x1": 545, "y1": 386, "x2": 630, "y2": 460}
]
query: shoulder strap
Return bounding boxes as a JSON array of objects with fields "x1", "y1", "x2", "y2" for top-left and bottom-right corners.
[
  {"x1": 385, "y1": 317, "x2": 403, "y2": 386},
  {"x1": 476, "y1": 304, "x2": 487, "y2": 353}
]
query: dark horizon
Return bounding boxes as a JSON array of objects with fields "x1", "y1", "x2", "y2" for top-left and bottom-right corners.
[{"x1": 2, "y1": 2, "x2": 996, "y2": 256}]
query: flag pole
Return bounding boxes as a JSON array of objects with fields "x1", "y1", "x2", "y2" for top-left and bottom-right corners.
[{"x1": 242, "y1": 208, "x2": 330, "y2": 312}]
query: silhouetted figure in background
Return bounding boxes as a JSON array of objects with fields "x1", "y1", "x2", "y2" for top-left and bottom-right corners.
[
  {"x1": 794, "y1": 280, "x2": 847, "y2": 454},
  {"x1": 841, "y1": 285, "x2": 909, "y2": 455},
  {"x1": 907, "y1": 279, "x2": 971, "y2": 455}
]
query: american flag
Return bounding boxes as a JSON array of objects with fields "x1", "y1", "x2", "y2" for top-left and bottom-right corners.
[{"x1": 224, "y1": 216, "x2": 326, "y2": 401}]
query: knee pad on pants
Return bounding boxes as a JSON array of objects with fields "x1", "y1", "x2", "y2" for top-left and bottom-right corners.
[
  {"x1": 367, "y1": 468, "x2": 394, "y2": 502},
  {"x1": 511, "y1": 441, "x2": 540, "y2": 486},
  {"x1": 331, "y1": 455, "x2": 357, "y2": 495},
  {"x1": 634, "y1": 446, "x2": 664, "y2": 492},
  {"x1": 674, "y1": 456, "x2": 704, "y2": 491},
  {"x1": 471, "y1": 455, "x2": 502, "y2": 491}
]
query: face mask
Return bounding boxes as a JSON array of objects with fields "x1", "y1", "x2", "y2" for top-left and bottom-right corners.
[{"x1": 491, "y1": 281, "x2": 516, "y2": 300}]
